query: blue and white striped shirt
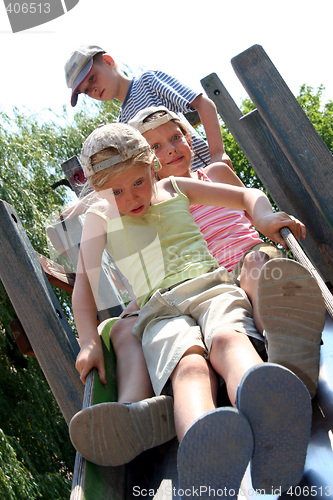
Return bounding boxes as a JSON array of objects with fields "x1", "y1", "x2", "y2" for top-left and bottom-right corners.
[{"x1": 118, "y1": 70, "x2": 211, "y2": 171}]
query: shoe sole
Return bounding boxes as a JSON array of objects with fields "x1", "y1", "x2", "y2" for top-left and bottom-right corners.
[
  {"x1": 69, "y1": 395, "x2": 176, "y2": 466},
  {"x1": 258, "y1": 258, "x2": 326, "y2": 397},
  {"x1": 237, "y1": 363, "x2": 312, "y2": 492},
  {"x1": 177, "y1": 407, "x2": 253, "y2": 499}
]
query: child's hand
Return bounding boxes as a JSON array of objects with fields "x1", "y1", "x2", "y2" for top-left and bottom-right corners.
[
  {"x1": 257, "y1": 212, "x2": 306, "y2": 249},
  {"x1": 75, "y1": 338, "x2": 107, "y2": 386}
]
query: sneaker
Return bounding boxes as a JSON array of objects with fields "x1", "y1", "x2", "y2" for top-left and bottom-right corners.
[
  {"x1": 258, "y1": 258, "x2": 326, "y2": 398},
  {"x1": 236, "y1": 363, "x2": 312, "y2": 492},
  {"x1": 69, "y1": 395, "x2": 176, "y2": 466},
  {"x1": 177, "y1": 407, "x2": 253, "y2": 499}
]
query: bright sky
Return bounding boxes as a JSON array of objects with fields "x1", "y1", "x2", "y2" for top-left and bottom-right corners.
[{"x1": 0, "y1": 0, "x2": 332, "y2": 125}]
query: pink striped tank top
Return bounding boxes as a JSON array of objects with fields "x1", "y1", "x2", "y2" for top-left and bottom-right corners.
[{"x1": 190, "y1": 169, "x2": 263, "y2": 271}]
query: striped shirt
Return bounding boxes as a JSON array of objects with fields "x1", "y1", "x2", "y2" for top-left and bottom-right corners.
[
  {"x1": 190, "y1": 170, "x2": 263, "y2": 271},
  {"x1": 118, "y1": 70, "x2": 210, "y2": 171}
]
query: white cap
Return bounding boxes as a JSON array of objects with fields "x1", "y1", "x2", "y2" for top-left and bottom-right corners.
[{"x1": 129, "y1": 106, "x2": 179, "y2": 133}]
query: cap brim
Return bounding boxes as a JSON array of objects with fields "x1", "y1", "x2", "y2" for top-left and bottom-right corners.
[{"x1": 70, "y1": 59, "x2": 93, "y2": 107}]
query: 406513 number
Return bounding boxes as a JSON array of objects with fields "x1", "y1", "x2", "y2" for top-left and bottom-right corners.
[{"x1": 6, "y1": 3, "x2": 51, "y2": 14}]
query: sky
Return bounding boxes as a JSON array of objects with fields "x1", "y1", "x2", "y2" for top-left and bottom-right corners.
[{"x1": 0, "y1": 0, "x2": 332, "y2": 125}]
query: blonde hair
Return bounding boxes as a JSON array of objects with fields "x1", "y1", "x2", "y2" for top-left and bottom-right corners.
[{"x1": 88, "y1": 146, "x2": 154, "y2": 190}]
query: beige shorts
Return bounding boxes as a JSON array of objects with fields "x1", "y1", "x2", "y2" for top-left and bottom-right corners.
[
  {"x1": 231, "y1": 242, "x2": 285, "y2": 280},
  {"x1": 132, "y1": 267, "x2": 263, "y2": 395}
]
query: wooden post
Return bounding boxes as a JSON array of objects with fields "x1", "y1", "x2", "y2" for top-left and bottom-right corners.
[
  {"x1": 230, "y1": 44, "x2": 333, "y2": 273},
  {"x1": 239, "y1": 110, "x2": 333, "y2": 283},
  {"x1": 0, "y1": 200, "x2": 84, "y2": 424},
  {"x1": 201, "y1": 71, "x2": 333, "y2": 283}
]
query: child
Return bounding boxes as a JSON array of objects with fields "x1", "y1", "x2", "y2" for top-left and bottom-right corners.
[
  {"x1": 64, "y1": 44, "x2": 232, "y2": 170},
  {"x1": 69, "y1": 122, "x2": 316, "y2": 494},
  {"x1": 106, "y1": 105, "x2": 324, "y2": 408}
]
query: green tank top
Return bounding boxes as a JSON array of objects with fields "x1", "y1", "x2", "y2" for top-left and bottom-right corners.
[{"x1": 88, "y1": 177, "x2": 218, "y2": 307}]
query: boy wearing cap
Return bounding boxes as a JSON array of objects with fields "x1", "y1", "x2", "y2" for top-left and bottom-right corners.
[{"x1": 64, "y1": 44, "x2": 232, "y2": 171}]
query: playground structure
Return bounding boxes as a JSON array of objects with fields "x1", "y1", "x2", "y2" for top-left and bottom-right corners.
[{"x1": 0, "y1": 45, "x2": 333, "y2": 498}]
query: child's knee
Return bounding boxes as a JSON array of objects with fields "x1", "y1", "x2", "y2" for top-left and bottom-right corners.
[
  {"x1": 241, "y1": 251, "x2": 270, "y2": 283},
  {"x1": 110, "y1": 316, "x2": 138, "y2": 348},
  {"x1": 211, "y1": 329, "x2": 247, "y2": 353},
  {"x1": 173, "y1": 347, "x2": 210, "y2": 381},
  {"x1": 244, "y1": 250, "x2": 270, "y2": 267}
]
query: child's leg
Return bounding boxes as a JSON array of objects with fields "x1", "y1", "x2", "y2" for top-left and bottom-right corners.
[
  {"x1": 209, "y1": 328, "x2": 264, "y2": 405},
  {"x1": 110, "y1": 313, "x2": 154, "y2": 403},
  {"x1": 239, "y1": 250, "x2": 270, "y2": 334},
  {"x1": 169, "y1": 346, "x2": 218, "y2": 440},
  {"x1": 209, "y1": 328, "x2": 311, "y2": 492},
  {"x1": 171, "y1": 345, "x2": 254, "y2": 498}
]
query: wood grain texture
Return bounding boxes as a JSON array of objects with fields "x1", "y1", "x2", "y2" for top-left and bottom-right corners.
[{"x1": 0, "y1": 200, "x2": 83, "y2": 423}]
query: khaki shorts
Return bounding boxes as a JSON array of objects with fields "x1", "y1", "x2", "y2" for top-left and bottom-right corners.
[
  {"x1": 132, "y1": 267, "x2": 263, "y2": 396},
  {"x1": 231, "y1": 242, "x2": 285, "y2": 280}
]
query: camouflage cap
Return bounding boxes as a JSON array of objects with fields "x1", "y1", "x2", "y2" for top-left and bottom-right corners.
[{"x1": 81, "y1": 123, "x2": 155, "y2": 178}]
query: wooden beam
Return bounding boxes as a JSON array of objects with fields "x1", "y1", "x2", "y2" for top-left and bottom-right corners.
[
  {"x1": 201, "y1": 72, "x2": 333, "y2": 283},
  {"x1": 0, "y1": 200, "x2": 84, "y2": 424},
  {"x1": 231, "y1": 44, "x2": 333, "y2": 268},
  {"x1": 9, "y1": 319, "x2": 35, "y2": 357},
  {"x1": 239, "y1": 110, "x2": 333, "y2": 283},
  {"x1": 36, "y1": 252, "x2": 75, "y2": 293}
]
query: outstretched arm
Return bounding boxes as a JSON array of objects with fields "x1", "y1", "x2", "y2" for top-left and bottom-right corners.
[
  {"x1": 72, "y1": 212, "x2": 107, "y2": 385},
  {"x1": 172, "y1": 177, "x2": 305, "y2": 249}
]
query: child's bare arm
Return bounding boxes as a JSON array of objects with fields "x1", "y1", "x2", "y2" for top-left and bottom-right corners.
[
  {"x1": 190, "y1": 94, "x2": 233, "y2": 169},
  {"x1": 173, "y1": 177, "x2": 305, "y2": 248},
  {"x1": 72, "y1": 212, "x2": 107, "y2": 385}
]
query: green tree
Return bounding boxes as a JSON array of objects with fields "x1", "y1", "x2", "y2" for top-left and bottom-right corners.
[
  {"x1": 297, "y1": 84, "x2": 333, "y2": 154},
  {"x1": 221, "y1": 87, "x2": 333, "y2": 193},
  {"x1": 0, "y1": 99, "x2": 120, "y2": 499}
]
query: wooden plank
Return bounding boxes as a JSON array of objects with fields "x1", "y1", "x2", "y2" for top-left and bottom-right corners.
[
  {"x1": 71, "y1": 319, "x2": 126, "y2": 500},
  {"x1": 9, "y1": 318, "x2": 35, "y2": 357},
  {"x1": 36, "y1": 252, "x2": 75, "y2": 293},
  {"x1": 231, "y1": 44, "x2": 333, "y2": 273},
  {"x1": 239, "y1": 110, "x2": 333, "y2": 283},
  {"x1": 201, "y1": 73, "x2": 333, "y2": 283},
  {"x1": 0, "y1": 200, "x2": 84, "y2": 424}
]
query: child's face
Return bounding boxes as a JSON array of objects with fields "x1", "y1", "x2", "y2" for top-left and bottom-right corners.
[
  {"x1": 77, "y1": 55, "x2": 119, "y2": 102},
  {"x1": 96, "y1": 164, "x2": 155, "y2": 218},
  {"x1": 143, "y1": 122, "x2": 192, "y2": 179}
]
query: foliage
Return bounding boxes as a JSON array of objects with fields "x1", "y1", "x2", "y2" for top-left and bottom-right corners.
[
  {"x1": 221, "y1": 87, "x2": 333, "y2": 195},
  {"x1": 0, "y1": 98, "x2": 120, "y2": 499},
  {"x1": 296, "y1": 84, "x2": 333, "y2": 154}
]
